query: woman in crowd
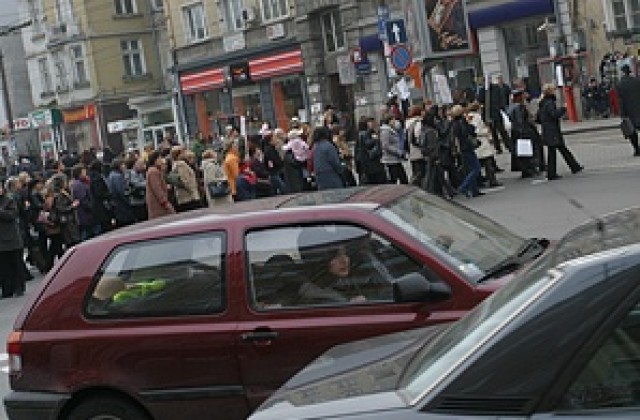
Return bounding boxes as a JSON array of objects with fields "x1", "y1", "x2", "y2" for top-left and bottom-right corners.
[
  {"x1": 282, "y1": 127, "x2": 308, "y2": 193},
  {"x1": 405, "y1": 106, "x2": 425, "y2": 187},
  {"x1": 467, "y1": 102, "x2": 501, "y2": 187},
  {"x1": 89, "y1": 160, "x2": 113, "y2": 233},
  {"x1": 127, "y1": 159, "x2": 148, "y2": 222},
  {"x1": 70, "y1": 164, "x2": 96, "y2": 241},
  {"x1": 107, "y1": 159, "x2": 135, "y2": 227},
  {"x1": 0, "y1": 179, "x2": 25, "y2": 298},
  {"x1": 171, "y1": 149, "x2": 201, "y2": 212},
  {"x1": 249, "y1": 144, "x2": 274, "y2": 198},
  {"x1": 262, "y1": 132, "x2": 285, "y2": 195},
  {"x1": 49, "y1": 174, "x2": 80, "y2": 256},
  {"x1": 355, "y1": 116, "x2": 387, "y2": 185},
  {"x1": 145, "y1": 151, "x2": 175, "y2": 219},
  {"x1": 223, "y1": 140, "x2": 241, "y2": 201},
  {"x1": 379, "y1": 113, "x2": 408, "y2": 184},
  {"x1": 509, "y1": 89, "x2": 540, "y2": 178},
  {"x1": 451, "y1": 105, "x2": 483, "y2": 198},
  {"x1": 202, "y1": 149, "x2": 232, "y2": 207},
  {"x1": 312, "y1": 126, "x2": 344, "y2": 191},
  {"x1": 333, "y1": 128, "x2": 356, "y2": 187}
]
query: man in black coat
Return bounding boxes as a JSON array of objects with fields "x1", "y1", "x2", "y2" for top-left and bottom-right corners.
[
  {"x1": 478, "y1": 75, "x2": 511, "y2": 153},
  {"x1": 0, "y1": 182, "x2": 25, "y2": 298},
  {"x1": 616, "y1": 64, "x2": 640, "y2": 156},
  {"x1": 538, "y1": 84, "x2": 583, "y2": 181}
]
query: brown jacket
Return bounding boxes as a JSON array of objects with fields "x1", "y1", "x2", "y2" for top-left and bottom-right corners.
[
  {"x1": 172, "y1": 160, "x2": 200, "y2": 205},
  {"x1": 146, "y1": 166, "x2": 175, "y2": 219}
]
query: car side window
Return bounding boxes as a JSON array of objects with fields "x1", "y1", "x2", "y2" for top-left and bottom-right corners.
[
  {"x1": 246, "y1": 224, "x2": 425, "y2": 310},
  {"x1": 561, "y1": 302, "x2": 640, "y2": 410},
  {"x1": 86, "y1": 233, "x2": 226, "y2": 317}
]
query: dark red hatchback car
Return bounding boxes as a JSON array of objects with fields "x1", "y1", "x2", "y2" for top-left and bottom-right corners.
[{"x1": 4, "y1": 186, "x2": 548, "y2": 420}]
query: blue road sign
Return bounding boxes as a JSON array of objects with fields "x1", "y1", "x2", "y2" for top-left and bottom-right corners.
[
  {"x1": 377, "y1": 6, "x2": 390, "y2": 41},
  {"x1": 390, "y1": 44, "x2": 412, "y2": 72},
  {"x1": 385, "y1": 19, "x2": 407, "y2": 45}
]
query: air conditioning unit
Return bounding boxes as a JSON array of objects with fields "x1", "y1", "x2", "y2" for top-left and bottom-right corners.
[{"x1": 242, "y1": 7, "x2": 257, "y2": 24}]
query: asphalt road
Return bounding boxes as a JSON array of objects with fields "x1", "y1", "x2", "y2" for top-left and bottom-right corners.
[{"x1": 1, "y1": 127, "x2": 638, "y2": 419}]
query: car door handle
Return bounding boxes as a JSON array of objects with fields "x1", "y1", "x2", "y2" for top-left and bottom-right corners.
[{"x1": 241, "y1": 331, "x2": 279, "y2": 342}]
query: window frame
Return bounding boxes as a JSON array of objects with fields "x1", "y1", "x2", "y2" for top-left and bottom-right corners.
[
  {"x1": 121, "y1": 38, "x2": 146, "y2": 77},
  {"x1": 320, "y1": 9, "x2": 346, "y2": 53},
  {"x1": 221, "y1": 0, "x2": 244, "y2": 33},
  {"x1": 51, "y1": 50, "x2": 68, "y2": 92},
  {"x1": 37, "y1": 57, "x2": 53, "y2": 93},
  {"x1": 182, "y1": 1, "x2": 208, "y2": 43},
  {"x1": 260, "y1": 0, "x2": 290, "y2": 24},
  {"x1": 114, "y1": 0, "x2": 137, "y2": 15},
  {"x1": 83, "y1": 232, "x2": 228, "y2": 319},
  {"x1": 244, "y1": 222, "x2": 432, "y2": 312},
  {"x1": 69, "y1": 44, "x2": 88, "y2": 87}
]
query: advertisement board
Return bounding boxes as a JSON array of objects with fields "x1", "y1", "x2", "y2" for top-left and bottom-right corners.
[{"x1": 423, "y1": 0, "x2": 473, "y2": 58}]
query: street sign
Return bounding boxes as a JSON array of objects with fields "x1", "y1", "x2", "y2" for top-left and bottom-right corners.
[
  {"x1": 385, "y1": 19, "x2": 407, "y2": 45},
  {"x1": 377, "y1": 5, "x2": 390, "y2": 41},
  {"x1": 355, "y1": 62, "x2": 372, "y2": 75},
  {"x1": 390, "y1": 44, "x2": 412, "y2": 72}
]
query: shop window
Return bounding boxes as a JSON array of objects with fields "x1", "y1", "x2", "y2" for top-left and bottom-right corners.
[
  {"x1": 183, "y1": 2, "x2": 208, "y2": 43},
  {"x1": 261, "y1": 0, "x2": 289, "y2": 22},
  {"x1": 222, "y1": 0, "x2": 244, "y2": 32},
  {"x1": 271, "y1": 76, "x2": 305, "y2": 130},
  {"x1": 121, "y1": 39, "x2": 146, "y2": 77},
  {"x1": 232, "y1": 85, "x2": 262, "y2": 129},
  {"x1": 321, "y1": 10, "x2": 345, "y2": 53},
  {"x1": 114, "y1": 0, "x2": 137, "y2": 15}
]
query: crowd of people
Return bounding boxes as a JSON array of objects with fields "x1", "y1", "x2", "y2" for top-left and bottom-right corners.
[{"x1": 0, "y1": 77, "x2": 596, "y2": 298}]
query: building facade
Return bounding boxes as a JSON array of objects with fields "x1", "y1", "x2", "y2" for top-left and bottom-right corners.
[{"x1": 21, "y1": 0, "x2": 167, "y2": 157}]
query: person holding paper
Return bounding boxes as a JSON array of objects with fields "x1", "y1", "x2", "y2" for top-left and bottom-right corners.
[
  {"x1": 538, "y1": 84, "x2": 583, "y2": 181},
  {"x1": 508, "y1": 89, "x2": 538, "y2": 178}
]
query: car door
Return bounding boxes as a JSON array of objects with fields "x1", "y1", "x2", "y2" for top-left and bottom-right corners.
[
  {"x1": 83, "y1": 232, "x2": 248, "y2": 419},
  {"x1": 532, "y1": 300, "x2": 640, "y2": 419},
  {"x1": 236, "y1": 222, "x2": 469, "y2": 410}
]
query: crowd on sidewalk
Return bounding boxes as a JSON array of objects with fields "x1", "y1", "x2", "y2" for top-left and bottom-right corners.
[{"x1": 7, "y1": 67, "x2": 640, "y2": 298}]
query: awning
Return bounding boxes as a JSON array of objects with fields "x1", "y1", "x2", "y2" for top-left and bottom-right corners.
[
  {"x1": 180, "y1": 68, "x2": 225, "y2": 95},
  {"x1": 249, "y1": 49, "x2": 303, "y2": 81},
  {"x1": 468, "y1": 0, "x2": 554, "y2": 29}
]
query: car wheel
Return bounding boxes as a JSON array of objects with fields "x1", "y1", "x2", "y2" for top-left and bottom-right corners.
[{"x1": 67, "y1": 395, "x2": 150, "y2": 420}]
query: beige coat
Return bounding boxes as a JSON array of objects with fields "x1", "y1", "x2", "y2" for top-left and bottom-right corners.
[
  {"x1": 468, "y1": 111, "x2": 495, "y2": 160},
  {"x1": 145, "y1": 166, "x2": 175, "y2": 219},
  {"x1": 202, "y1": 158, "x2": 232, "y2": 207},
  {"x1": 172, "y1": 160, "x2": 200, "y2": 205}
]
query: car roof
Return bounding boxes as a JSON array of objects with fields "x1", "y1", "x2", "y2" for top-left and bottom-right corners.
[{"x1": 86, "y1": 185, "x2": 415, "y2": 246}]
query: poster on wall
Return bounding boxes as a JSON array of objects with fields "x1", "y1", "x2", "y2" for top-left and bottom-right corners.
[{"x1": 423, "y1": 0, "x2": 472, "y2": 57}]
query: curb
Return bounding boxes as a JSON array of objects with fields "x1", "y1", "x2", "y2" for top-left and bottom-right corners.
[{"x1": 562, "y1": 121, "x2": 620, "y2": 136}]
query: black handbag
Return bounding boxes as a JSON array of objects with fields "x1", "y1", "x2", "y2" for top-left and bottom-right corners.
[
  {"x1": 207, "y1": 180, "x2": 230, "y2": 198},
  {"x1": 621, "y1": 118, "x2": 636, "y2": 138}
]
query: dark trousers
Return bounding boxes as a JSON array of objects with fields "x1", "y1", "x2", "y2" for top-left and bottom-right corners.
[
  {"x1": 0, "y1": 249, "x2": 26, "y2": 297},
  {"x1": 490, "y1": 118, "x2": 511, "y2": 152},
  {"x1": 547, "y1": 144, "x2": 581, "y2": 178},
  {"x1": 385, "y1": 163, "x2": 409, "y2": 184},
  {"x1": 628, "y1": 132, "x2": 640, "y2": 154},
  {"x1": 410, "y1": 159, "x2": 425, "y2": 187}
]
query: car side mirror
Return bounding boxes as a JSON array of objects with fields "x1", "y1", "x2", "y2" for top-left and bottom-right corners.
[{"x1": 393, "y1": 273, "x2": 452, "y2": 303}]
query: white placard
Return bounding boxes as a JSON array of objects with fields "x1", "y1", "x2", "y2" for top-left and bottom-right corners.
[
  {"x1": 555, "y1": 64, "x2": 564, "y2": 87},
  {"x1": 433, "y1": 74, "x2": 453, "y2": 104},
  {"x1": 240, "y1": 116, "x2": 247, "y2": 137},
  {"x1": 516, "y1": 138, "x2": 534, "y2": 157}
]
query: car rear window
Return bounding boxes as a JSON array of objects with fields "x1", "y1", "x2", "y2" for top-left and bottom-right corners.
[{"x1": 85, "y1": 232, "x2": 226, "y2": 318}]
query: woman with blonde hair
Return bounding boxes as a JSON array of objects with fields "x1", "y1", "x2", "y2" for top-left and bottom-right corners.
[{"x1": 202, "y1": 149, "x2": 232, "y2": 207}]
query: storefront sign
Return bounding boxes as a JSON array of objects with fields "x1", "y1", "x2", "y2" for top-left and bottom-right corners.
[
  {"x1": 423, "y1": 0, "x2": 472, "y2": 57},
  {"x1": 377, "y1": 5, "x2": 390, "y2": 41},
  {"x1": 223, "y1": 32, "x2": 246, "y2": 53},
  {"x1": 230, "y1": 62, "x2": 251, "y2": 86},
  {"x1": 108, "y1": 119, "x2": 140, "y2": 134},
  {"x1": 266, "y1": 23, "x2": 285, "y2": 40},
  {"x1": 30, "y1": 109, "x2": 62, "y2": 128},
  {"x1": 13, "y1": 118, "x2": 31, "y2": 131},
  {"x1": 63, "y1": 104, "x2": 96, "y2": 124}
]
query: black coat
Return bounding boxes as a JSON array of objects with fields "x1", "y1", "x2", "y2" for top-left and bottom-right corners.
[
  {"x1": 617, "y1": 75, "x2": 640, "y2": 126},
  {"x1": 282, "y1": 151, "x2": 306, "y2": 194},
  {"x1": 355, "y1": 130, "x2": 385, "y2": 178},
  {"x1": 263, "y1": 143, "x2": 283, "y2": 176},
  {"x1": 538, "y1": 95, "x2": 567, "y2": 147},
  {"x1": 0, "y1": 193, "x2": 23, "y2": 252},
  {"x1": 89, "y1": 170, "x2": 113, "y2": 225}
]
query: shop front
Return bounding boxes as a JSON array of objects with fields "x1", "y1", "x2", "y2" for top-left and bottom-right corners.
[
  {"x1": 129, "y1": 94, "x2": 177, "y2": 150},
  {"x1": 29, "y1": 109, "x2": 64, "y2": 162},
  {"x1": 62, "y1": 104, "x2": 99, "y2": 154},
  {"x1": 179, "y1": 46, "x2": 307, "y2": 139}
]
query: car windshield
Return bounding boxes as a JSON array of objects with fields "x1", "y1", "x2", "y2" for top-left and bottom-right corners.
[
  {"x1": 399, "y1": 252, "x2": 559, "y2": 403},
  {"x1": 377, "y1": 189, "x2": 526, "y2": 282}
]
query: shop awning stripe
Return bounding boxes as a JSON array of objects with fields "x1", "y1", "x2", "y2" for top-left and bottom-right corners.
[
  {"x1": 249, "y1": 49, "x2": 303, "y2": 80},
  {"x1": 180, "y1": 68, "x2": 225, "y2": 94}
]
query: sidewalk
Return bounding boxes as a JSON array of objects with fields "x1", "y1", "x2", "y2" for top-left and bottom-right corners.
[{"x1": 562, "y1": 117, "x2": 620, "y2": 135}]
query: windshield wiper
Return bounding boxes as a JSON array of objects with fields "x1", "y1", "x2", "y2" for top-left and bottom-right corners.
[{"x1": 476, "y1": 238, "x2": 547, "y2": 284}]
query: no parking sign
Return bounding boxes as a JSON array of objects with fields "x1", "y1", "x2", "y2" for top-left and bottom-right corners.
[{"x1": 390, "y1": 44, "x2": 412, "y2": 73}]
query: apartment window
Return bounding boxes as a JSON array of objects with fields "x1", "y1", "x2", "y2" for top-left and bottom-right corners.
[
  {"x1": 631, "y1": 0, "x2": 640, "y2": 27},
  {"x1": 70, "y1": 45, "x2": 88, "y2": 86},
  {"x1": 261, "y1": 0, "x2": 288, "y2": 22},
  {"x1": 152, "y1": 0, "x2": 163, "y2": 11},
  {"x1": 38, "y1": 58, "x2": 53, "y2": 93},
  {"x1": 321, "y1": 10, "x2": 345, "y2": 53},
  {"x1": 121, "y1": 39, "x2": 146, "y2": 77},
  {"x1": 222, "y1": 0, "x2": 244, "y2": 32},
  {"x1": 52, "y1": 51, "x2": 68, "y2": 91},
  {"x1": 115, "y1": 0, "x2": 137, "y2": 15},
  {"x1": 183, "y1": 3, "x2": 207, "y2": 42},
  {"x1": 612, "y1": 0, "x2": 628, "y2": 30}
]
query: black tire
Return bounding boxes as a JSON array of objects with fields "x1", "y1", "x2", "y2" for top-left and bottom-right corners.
[{"x1": 66, "y1": 395, "x2": 150, "y2": 420}]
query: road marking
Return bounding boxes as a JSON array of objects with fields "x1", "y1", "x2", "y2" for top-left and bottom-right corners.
[{"x1": 531, "y1": 179, "x2": 548, "y2": 185}]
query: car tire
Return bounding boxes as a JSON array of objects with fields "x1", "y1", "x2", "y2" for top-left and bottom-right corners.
[{"x1": 67, "y1": 395, "x2": 149, "y2": 420}]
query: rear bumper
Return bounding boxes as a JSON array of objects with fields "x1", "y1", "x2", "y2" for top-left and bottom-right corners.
[{"x1": 4, "y1": 391, "x2": 70, "y2": 420}]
